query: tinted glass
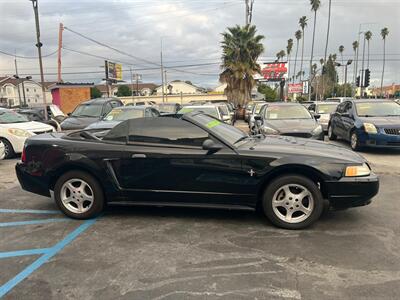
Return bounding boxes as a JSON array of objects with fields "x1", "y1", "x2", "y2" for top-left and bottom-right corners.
[
  {"x1": 104, "y1": 108, "x2": 144, "y2": 121},
  {"x1": 191, "y1": 114, "x2": 247, "y2": 145},
  {"x1": 0, "y1": 110, "x2": 29, "y2": 123},
  {"x1": 355, "y1": 101, "x2": 400, "y2": 117},
  {"x1": 178, "y1": 106, "x2": 219, "y2": 118},
  {"x1": 103, "y1": 121, "x2": 128, "y2": 143},
  {"x1": 71, "y1": 104, "x2": 103, "y2": 117},
  {"x1": 316, "y1": 104, "x2": 338, "y2": 114},
  {"x1": 128, "y1": 117, "x2": 209, "y2": 147},
  {"x1": 265, "y1": 105, "x2": 312, "y2": 119}
]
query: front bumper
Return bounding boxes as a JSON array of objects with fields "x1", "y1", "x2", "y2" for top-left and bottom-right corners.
[
  {"x1": 15, "y1": 163, "x2": 51, "y2": 197},
  {"x1": 324, "y1": 173, "x2": 379, "y2": 209},
  {"x1": 357, "y1": 130, "x2": 400, "y2": 148}
]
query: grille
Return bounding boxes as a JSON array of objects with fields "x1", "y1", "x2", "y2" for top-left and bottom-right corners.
[
  {"x1": 384, "y1": 128, "x2": 400, "y2": 135},
  {"x1": 281, "y1": 132, "x2": 312, "y2": 138},
  {"x1": 33, "y1": 129, "x2": 53, "y2": 135}
]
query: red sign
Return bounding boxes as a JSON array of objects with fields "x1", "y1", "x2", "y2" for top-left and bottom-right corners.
[
  {"x1": 288, "y1": 83, "x2": 303, "y2": 94},
  {"x1": 259, "y1": 63, "x2": 288, "y2": 81}
]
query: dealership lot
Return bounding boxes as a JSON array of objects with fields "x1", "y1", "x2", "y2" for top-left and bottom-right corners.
[{"x1": 0, "y1": 143, "x2": 400, "y2": 299}]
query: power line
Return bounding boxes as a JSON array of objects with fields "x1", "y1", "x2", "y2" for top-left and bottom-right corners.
[{"x1": 0, "y1": 49, "x2": 57, "y2": 59}]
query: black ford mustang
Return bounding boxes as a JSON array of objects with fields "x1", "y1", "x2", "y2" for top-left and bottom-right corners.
[{"x1": 16, "y1": 113, "x2": 379, "y2": 229}]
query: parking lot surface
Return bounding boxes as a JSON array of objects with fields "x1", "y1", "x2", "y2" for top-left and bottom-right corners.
[{"x1": 1, "y1": 138, "x2": 400, "y2": 299}]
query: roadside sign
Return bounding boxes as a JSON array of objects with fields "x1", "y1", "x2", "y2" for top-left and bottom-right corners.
[
  {"x1": 302, "y1": 81, "x2": 309, "y2": 94},
  {"x1": 105, "y1": 61, "x2": 122, "y2": 81},
  {"x1": 288, "y1": 83, "x2": 303, "y2": 94},
  {"x1": 255, "y1": 62, "x2": 288, "y2": 82}
]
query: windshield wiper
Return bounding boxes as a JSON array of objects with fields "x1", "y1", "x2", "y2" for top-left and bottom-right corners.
[{"x1": 233, "y1": 136, "x2": 249, "y2": 144}]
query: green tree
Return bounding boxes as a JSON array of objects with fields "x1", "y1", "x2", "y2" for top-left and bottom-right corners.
[
  {"x1": 220, "y1": 24, "x2": 264, "y2": 106},
  {"x1": 258, "y1": 84, "x2": 277, "y2": 101},
  {"x1": 90, "y1": 87, "x2": 102, "y2": 99},
  {"x1": 365, "y1": 31, "x2": 373, "y2": 68},
  {"x1": 299, "y1": 16, "x2": 308, "y2": 80},
  {"x1": 380, "y1": 27, "x2": 389, "y2": 95},
  {"x1": 116, "y1": 85, "x2": 132, "y2": 97},
  {"x1": 308, "y1": 0, "x2": 321, "y2": 101},
  {"x1": 293, "y1": 30, "x2": 302, "y2": 81}
]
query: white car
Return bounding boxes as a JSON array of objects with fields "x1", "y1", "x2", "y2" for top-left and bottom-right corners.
[
  {"x1": 178, "y1": 105, "x2": 232, "y2": 124},
  {"x1": 0, "y1": 108, "x2": 54, "y2": 159},
  {"x1": 0, "y1": 141, "x2": 5, "y2": 160}
]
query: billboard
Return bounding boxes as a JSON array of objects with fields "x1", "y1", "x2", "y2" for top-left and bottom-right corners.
[
  {"x1": 255, "y1": 62, "x2": 288, "y2": 82},
  {"x1": 105, "y1": 61, "x2": 122, "y2": 81},
  {"x1": 288, "y1": 83, "x2": 303, "y2": 94}
]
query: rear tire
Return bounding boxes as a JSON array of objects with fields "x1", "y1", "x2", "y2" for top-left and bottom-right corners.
[
  {"x1": 350, "y1": 131, "x2": 361, "y2": 151},
  {"x1": 54, "y1": 171, "x2": 104, "y2": 219},
  {"x1": 0, "y1": 138, "x2": 15, "y2": 159},
  {"x1": 262, "y1": 175, "x2": 324, "y2": 229},
  {"x1": 327, "y1": 124, "x2": 337, "y2": 141}
]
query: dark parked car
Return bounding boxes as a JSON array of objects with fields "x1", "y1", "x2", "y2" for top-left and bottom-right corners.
[
  {"x1": 255, "y1": 103, "x2": 324, "y2": 140},
  {"x1": 156, "y1": 103, "x2": 181, "y2": 115},
  {"x1": 85, "y1": 106, "x2": 160, "y2": 130},
  {"x1": 60, "y1": 98, "x2": 123, "y2": 130},
  {"x1": 328, "y1": 99, "x2": 400, "y2": 150},
  {"x1": 16, "y1": 113, "x2": 379, "y2": 229},
  {"x1": 15, "y1": 105, "x2": 66, "y2": 131}
]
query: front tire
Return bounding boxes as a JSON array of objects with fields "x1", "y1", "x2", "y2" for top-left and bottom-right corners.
[
  {"x1": 262, "y1": 175, "x2": 324, "y2": 229},
  {"x1": 54, "y1": 171, "x2": 105, "y2": 219},
  {"x1": 327, "y1": 124, "x2": 337, "y2": 140},
  {"x1": 350, "y1": 131, "x2": 361, "y2": 151},
  {"x1": 0, "y1": 138, "x2": 15, "y2": 159}
]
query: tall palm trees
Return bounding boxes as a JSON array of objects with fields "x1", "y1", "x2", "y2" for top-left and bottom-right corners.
[
  {"x1": 293, "y1": 30, "x2": 302, "y2": 81},
  {"x1": 339, "y1": 45, "x2": 345, "y2": 84},
  {"x1": 380, "y1": 27, "x2": 389, "y2": 95},
  {"x1": 352, "y1": 41, "x2": 359, "y2": 84},
  {"x1": 276, "y1": 50, "x2": 286, "y2": 62},
  {"x1": 308, "y1": 0, "x2": 321, "y2": 101},
  {"x1": 299, "y1": 16, "x2": 308, "y2": 81},
  {"x1": 220, "y1": 24, "x2": 264, "y2": 106},
  {"x1": 364, "y1": 31, "x2": 372, "y2": 69}
]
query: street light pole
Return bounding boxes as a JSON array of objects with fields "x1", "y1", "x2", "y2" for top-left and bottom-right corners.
[
  {"x1": 29, "y1": 0, "x2": 48, "y2": 120},
  {"x1": 335, "y1": 60, "x2": 352, "y2": 98},
  {"x1": 160, "y1": 38, "x2": 165, "y2": 103}
]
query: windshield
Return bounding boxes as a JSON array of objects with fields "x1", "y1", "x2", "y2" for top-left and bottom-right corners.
[
  {"x1": 356, "y1": 102, "x2": 400, "y2": 117},
  {"x1": 157, "y1": 104, "x2": 176, "y2": 113},
  {"x1": 317, "y1": 104, "x2": 338, "y2": 114},
  {"x1": 266, "y1": 105, "x2": 312, "y2": 120},
  {"x1": 104, "y1": 108, "x2": 144, "y2": 121},
  {"x1": 254, "y1": 103, "x2": 266, "y2": 114},
  {"x1": 179, "y1": 107, "x2": 219, "y2": 118},
  {"x1": 191, "y1": 114, "x2": 247, "y2": 145},
  {"x1": 218, "y1": 105, "x2": 229, "y2": 116},
  {"x1": 71, "y1": 104, "x2": 103, "y2": 117},
  {"x1": 0, "y1": 110, "x2": 29, "y2": 124}
]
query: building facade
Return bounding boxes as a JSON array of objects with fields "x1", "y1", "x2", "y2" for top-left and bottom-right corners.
[{"x1": 155, "y1": 81, "x2": 204, "y2": 95}]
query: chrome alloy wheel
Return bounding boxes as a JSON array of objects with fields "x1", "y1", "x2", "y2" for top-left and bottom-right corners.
[
  {"x1": 351, "y1": 133, "x2": 358, "y2": 149},
  {"x1": 272, "y1": 184, "x2": 314, "y2": 223},
  {"x1": 60, "y1": 178, "x2": 94, "y2": 214}
]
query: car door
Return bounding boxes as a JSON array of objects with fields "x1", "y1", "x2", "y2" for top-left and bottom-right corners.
[
  {"x1": 341, "y1": 102, "x2": 355, "y2": 141},
  {"x1": 112, "y1": 117, "x2": 248, "y2": 205},
  {"x1": 332, "y1": 102, "x2": 346, "y2": 138}
]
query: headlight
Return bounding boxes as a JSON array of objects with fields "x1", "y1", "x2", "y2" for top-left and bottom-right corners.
[
  {"x1": 345, "y1": 163, "x2": 371, "y2": 177},
  {"x1": 262, "y1": 126, "x2": 279, "y2": 135},
  {"x1": 363, "y1": 123, "x2": 377, "y2": 134},
  {"x1": 311, "y1": 125, "x2": 323, "y2": 135},
  {"x1": 8, "y1": 128, "x2": 32, "y2": 138}
]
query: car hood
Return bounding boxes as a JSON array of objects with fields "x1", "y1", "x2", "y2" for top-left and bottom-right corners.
[
  {"x1": 265, "y1": 118, "x2": 318, "y2": 133},
  {"x1": 0, "y1": 121, "x2": 53, "y2": 132},
  {"x1": 358, "y1": 116, "x2": 400, "y2": 127},
  {"x1": 239, "y1": 135, "x2": 365, "y2": 164},
  {"x1": 61, "y1": 116, "x2": 99, "y2": 130},
  {"x1": 85, "y1": 120, "x2": 120, "y2": 130}
]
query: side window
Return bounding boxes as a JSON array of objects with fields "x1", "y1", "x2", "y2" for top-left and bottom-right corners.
[
  {"x1": 343, "y1": 102, "x2": 352, "y2": 114},
  {"x1": 308, "y1": 104, "x2": 316, "y2": 112},
  {"x1": 103, "y1": 103, "x2": 113, "y2": 115},
  {"x1": 103, "y1": 121, "x2": 128, "y2": 143},
  {"x1": 128, "y1": 118, "x2": 209, "y2": 147},
  {"x1": 336, "y1": 103, "x2": 345, "y2": 113},
  {"x1": 111, "y1": 101, "x2": 122, "y2": 108}
]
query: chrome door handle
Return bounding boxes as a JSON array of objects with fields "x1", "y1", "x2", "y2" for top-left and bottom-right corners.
[{"x1": 131, "y1": 154, "x2": 146, "y2": 158}]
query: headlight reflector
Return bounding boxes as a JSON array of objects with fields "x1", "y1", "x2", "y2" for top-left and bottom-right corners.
[
  {"x1": 364, "y1": 123, "x2": 377, "y2": 134},
  {"x1": 345, "y1": 163, "x2": 371, "y2": 177},
  {"x1": 312, "y1": 125, "x2": 323, "y2": 135},
  {"x1": 8, "y1": 128, "x2": 32, "y2": 137},
  {"x1": 262, "y1": 126, "x2": 279, "y2": 135}
]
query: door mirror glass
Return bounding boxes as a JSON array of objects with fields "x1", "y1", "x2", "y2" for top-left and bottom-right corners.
[
  {"x1": 254, "y1": 115, "x2": 262, "y2": 121},
  {"x1": 313, "y1": 114, "x2": 321, "y2": 120},
  {"x1": 202, "y1": 139, "x2": 223, "y2": 153}
]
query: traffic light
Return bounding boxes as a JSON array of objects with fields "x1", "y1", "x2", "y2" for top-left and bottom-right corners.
[
  {"x1": 356, "y1": 76, "x2": 360, "y2": 87},
  {"x1": 364, "y1": 69, "x2": 371, "y2": 87}
]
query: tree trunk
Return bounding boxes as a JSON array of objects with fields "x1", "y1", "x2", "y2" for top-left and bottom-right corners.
[
  {"x1": 293, "y1": 40, "x2": 299, "y2": 80},
  {"x1": 322, "y1": 0, "x2": 332, "y2": 100},
  {"x1": 300, "y1": 30, "x2": 305, "y2": 81},
  {"x1": 308, "y1": 11, "x2": 317, "y2": 101},
  {"x1": 381, "y1": 39, "x2": 386, "y2": 97}
]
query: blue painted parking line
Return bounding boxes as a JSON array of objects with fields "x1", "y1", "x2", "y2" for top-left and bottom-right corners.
[
  {"x1": 0, "y1": 218, "x2": 69, "y2": 227},
  {"x1": 0, "y1": 209, "x2": 60, "y2": 214},
  {"x1": 0, "y1": 218, "x2": 97, "y2": 298},
  {"x1": 0, "y1": 248, "x2": 51, "y2": 259}
]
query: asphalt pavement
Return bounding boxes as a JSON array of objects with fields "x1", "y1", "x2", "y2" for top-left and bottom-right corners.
[{"x1": 0, "y1": 129, "x2": 399, "y2": 299}]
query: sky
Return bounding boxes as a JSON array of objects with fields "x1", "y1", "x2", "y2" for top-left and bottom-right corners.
[{"x1": 0, "y1": 0, "x2": 399, "y2": 89}]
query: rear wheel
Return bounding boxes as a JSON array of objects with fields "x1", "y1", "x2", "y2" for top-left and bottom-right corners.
[
  {"x1": 327, "y1": 124, "x2": 337, "y2": 140},
  {"x1": 350, "y1": 131, "x2": 361, "y2": 151},
  {"x1": 54, "y1": 171, "x2": 104, "y2": 219},
  {"x1": 262, "y1": 175, "x2": 324, "y2": 229},
  {"x1": 0, "y1": 138, "x2": 15, "y2": 159}
]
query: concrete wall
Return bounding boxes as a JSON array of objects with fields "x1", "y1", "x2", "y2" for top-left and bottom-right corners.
[{"x1": 119, "y1": 93, "x2": 227, "y2": 105}]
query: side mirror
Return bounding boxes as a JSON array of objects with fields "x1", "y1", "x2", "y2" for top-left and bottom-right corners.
[
  {"x1": 202, "y1": 139, "x2": 223, "y2": 153},
  {"x1": 313, "y1": 114, "x2": 321, "y2": 120},
  {"x1": 254, "y1": 115, "x2": 262, "y2": 121}
]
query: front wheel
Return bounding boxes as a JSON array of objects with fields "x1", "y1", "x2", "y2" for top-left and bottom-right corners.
[
  {"x1": 262, "y1": 175, "x2": 324, "y2": 229},
  {"x1": 350, "y1": 131, "x2": 361, "y2": 151},
  {"x1": 327, "y1": 124, "x2": 337, "y2": 140},
  {"x1": 0, "y1": 138, "x2": 15, "y2": 159},
  {"x1": 54, "y1": 171, "x2": 105, "y2": 219}
]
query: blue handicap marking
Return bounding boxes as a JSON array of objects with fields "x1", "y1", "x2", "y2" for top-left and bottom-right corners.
[
  {"x1": 0, "y1": 209, "x2": 61, "y2": 215},
  {"x1": 0, "y1": 218, "x2": 69, "y2": 227}
]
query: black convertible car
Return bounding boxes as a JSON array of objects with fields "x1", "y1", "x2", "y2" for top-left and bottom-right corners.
[{"x1": 16, "y1": 113, "x2": 379, "y2": 229}]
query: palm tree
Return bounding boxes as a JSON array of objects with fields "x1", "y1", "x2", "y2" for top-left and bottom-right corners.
[
  {"x1": 321, "y1": 0, "x2": 332, "y2": 98},
  {"x1": 352, "y1": 41, "x2": 359, "y2": 84},
  {"x1": 364, "y1": 30, "x2": 373, "y2": 69},
  {"x1": 286, "y1": 38, "x2": 293, "y2": 71},
  {"x1": 339, "y1": 45, "x2": 345, "y2": 84},
  {"x1": 293, "y1": 30, "x2": 302, "y2": 81},
  {"x1": 299, "y1": 16, "x2": 308, "y2": 80},
  {"x1": 276, "y1": 50, "x2": 286, "y2": 62},
  {"x1": 220, "y1": 24, "x2": 264, "y2": 106},
  {"x1": 380, "y1": 27, "x2": 389, "y2": 95},
  {"x1": 308, "y1": 0, "x2": 321, "y2": 101}
]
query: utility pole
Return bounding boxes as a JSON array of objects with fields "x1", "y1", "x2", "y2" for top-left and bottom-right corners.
[
  {"x1": 160, "y1": 38, "x2": 165, "y2": 103},
  {"x1": 136, "y1": 73, "x2": 139, "y2": 97},
  {"x1": 245, "y1": 0, "x2": 249, "y2": 25},
  {"x1": 14, "y1": 57, "x2": 22, "y2": 106},
  {"x1": 360, "y1": 35, "x2": 366, "y2": 97},
  {"x1": 130, "y1": 67, "x2": 134, "y2": 103},
  {"x1": 57, "y1": 23, "x2": 64, "y2": 83},
  {"x1": 164, "y1": 70, "x2": 168, "y2": 102},
  {"x1": 29, "y1": 0, "x2": 48, "y2": 120}
]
